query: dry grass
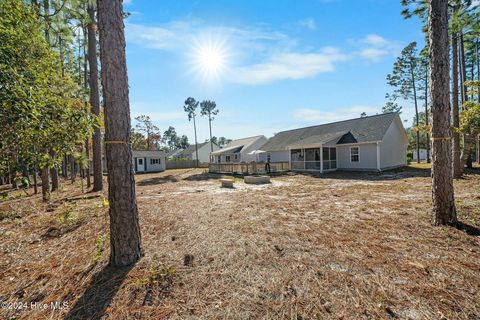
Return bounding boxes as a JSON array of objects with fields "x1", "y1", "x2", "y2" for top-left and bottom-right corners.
[{"x1": 0, "y1": 166, "x2": 479, "y2": 319}]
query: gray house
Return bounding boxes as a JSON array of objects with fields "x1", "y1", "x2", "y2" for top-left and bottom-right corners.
[
  {"x1": 174, "y1": 142, "x2": 220, "y2": 163},
  {"x1": 132, "y1": 150, "x2": 166, "y2": 173},
  {"x1": 260, "y1": 112, "x2": 408, "y2": 172},
  {"x1": 211, "y1": 135, "x2": 268, "y2": 163}
]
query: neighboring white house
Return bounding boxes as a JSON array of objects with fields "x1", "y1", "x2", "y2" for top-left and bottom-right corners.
[
  {"x1": 259, "y1": 112, "x2": 408, "y2": 172},
  {"x1": 411, "y1": 148, "x2": 429, "y2": 162},
  {"x1": 173, "y1": 142, "x2": 220, "y2": 163},
  {"x1": 132, "y1": 150, "x2": 166, "y2": 173},
  {"x1": 210, "y1": 135, "x2": 268, "y2": 163}
]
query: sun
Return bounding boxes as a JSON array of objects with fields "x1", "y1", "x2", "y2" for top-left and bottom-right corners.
[{"x1": 190, "y1": 36, "x2": 229, "y2": 85}]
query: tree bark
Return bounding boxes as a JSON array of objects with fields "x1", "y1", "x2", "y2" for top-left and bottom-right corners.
[
  {"x1": 88, "y1": 4, "x2": 103, "y2": 192},
  {"x1": 49, "y1": 150, "x2": 59, "y2": 191},
  {"x1": 209, "y1": 114, "x2": 213, "y2": 152},
  {"x1": 193, "y1": 115, "x2": 199, "y2": 168},
  {"x1": 62, "y1": 155, "x2": 68, "y2": 178},
  {"x1": 33, "y1": 164, "x2": 38, "y2": 194},
  {"x1": 70, "y1": 155, "x2": 76, "y2": 183},
  {"x1": 424, "y1": 66, "x2": 430, "y2": 163},
  {"x1": 410, "y1": 64, "x2": 420, "y2": 163},
  {"x1": 41, "y1": 150, "x2": 50, "y2": 202},
  {"x1": 428, "y1": 0, "x2": 456, "y2": 226},
  {"x1": 452, "y1": 31, "x2": 462, "y2": 178},
  {"x1": 98, "y1": 0, "x2": 143, "y2": 267},
  {"x1": 459, "y1": 32, "x2": 473, "y2": 172}
]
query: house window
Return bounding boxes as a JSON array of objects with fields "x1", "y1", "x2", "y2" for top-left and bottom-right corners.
[
  {"x1": 350, "y1": 147, "x2": 359, "y2": 162},
  {"x1": 150, "y1": 158, "x2": 160, "y2": 165},
  {"x1": 217, "y1": 156, "x2": 221, "y2": 163},
  {"x1": 225, "y1": 155, "x2": 231, "y2": 163},
  {"x1": 234, "y1": 154, "x2": 239, "y2": 161},
  {"x1": 138, "y1": 158, "x2": 143, "y2": 165}
]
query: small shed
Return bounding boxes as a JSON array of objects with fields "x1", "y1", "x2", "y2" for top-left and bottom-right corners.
[{"x1": 132, "y1": 150, "x2": 166, "y2": 173}]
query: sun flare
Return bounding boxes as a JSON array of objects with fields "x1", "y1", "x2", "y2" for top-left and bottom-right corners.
[{"x1": 190, "y1": 37, "x2": 229, "y2": 85}]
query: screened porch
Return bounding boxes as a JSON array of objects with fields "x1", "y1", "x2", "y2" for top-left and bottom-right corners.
[{"x1": 290, "y1": 147, "x2": 337, "y2": 172}]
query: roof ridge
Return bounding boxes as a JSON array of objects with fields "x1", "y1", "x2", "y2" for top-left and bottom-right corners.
[{"x1": 276, "y1": 112, "x2": 398, "y2": 135}]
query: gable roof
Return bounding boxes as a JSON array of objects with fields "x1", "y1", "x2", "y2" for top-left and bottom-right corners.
[
  {"x1": 261, "y1": 113, "x2": 400, "y2": 151},
  {"x1": 177, "y1": 142, "x2": 218, "y2": 157},
  {"x1": 178, "y1": 142, "x2": 208, "y2": 156},
  {"x1": 132, "y1": 150, "x2": 166, "y2": 158},
  {"x1": 211, "y1": 135, "x2": 265, "y2": 155},
  {"x1": 167, "y1": 148, "x2": 183, "y2": 158}
]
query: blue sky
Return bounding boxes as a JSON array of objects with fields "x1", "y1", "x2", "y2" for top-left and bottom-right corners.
[{"x1": 123, "y1": 0, "x2": 424, "y2": 143}]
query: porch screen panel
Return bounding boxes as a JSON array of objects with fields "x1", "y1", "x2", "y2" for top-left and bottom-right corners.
[
  {"x1": 305, "y1": 148, "x2": 320, "y2": 170},
  {"x1": 291, "y1": 149, "x2": 305, "y2": 170},
  {"x1": 322, "y1": 147, "x2": 337, "y2": 170}
]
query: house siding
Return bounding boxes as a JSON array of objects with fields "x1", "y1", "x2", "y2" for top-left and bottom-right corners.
[
  {"x1": 241, "y1": 136, "x2": 268, "y2": 162},
  {"x1": 268, "y1": 150, "x2": 290, "y2": 162},
  {"x1": 131, "y1": 151, "x2": 166, "y2": 173},
  {"x1": 192, "y1": 143, "x2": 219, "y2": 163},
  {"x1": 379, "y1": 118, "x2": 408, "y2": 169},
  {"x1": 337, "y1": 143, "x2": 378, "y2": 170}
]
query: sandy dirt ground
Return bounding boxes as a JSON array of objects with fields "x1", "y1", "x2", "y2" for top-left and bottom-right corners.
[{"x1": 0, "y1": 166, "x2": 479, "y2": 319}]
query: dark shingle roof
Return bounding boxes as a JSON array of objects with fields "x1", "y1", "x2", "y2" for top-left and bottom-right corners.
[
  {"x1": 261, "y1": 113, "x2": 399, "y2": 151},
  {"x1": 177, "y1": 142, "x2": 210, "y2": 157}
]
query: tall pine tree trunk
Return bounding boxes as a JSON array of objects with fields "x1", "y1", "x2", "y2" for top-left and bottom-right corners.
[
  {"x1": 410, "y1": 65, "x2": 420, "y2": 163},
  {"x1": 49, "y1": 151, "x2": 59, "y2": 191},
  {"x1": 428, "y1": 0, "x2": 456, "y2": 226},
  {"x1": 98, "y1": 0, "x2": 142, "y2": 267},
  {"x1": 424, "y1": 67, "x2": 430, "y2": 163},
  {"x1": 88, "y1": 4, "x2": 103, "y2": 192},
  {"x1": 209, "y1": 115, "x2": 213, "y2": 152},
  {"x1": 452, "y1": 31, "x2": 462, "y2": 178},
  {"x1": 41, "y1": 150, "x2": 50, "y2": 201},
  {"x1": 459, "y1": 33, "x2": 475, "y2": 170},
  {"x1": 193, "y1": 115, "x2": 199, "y2": 167}
]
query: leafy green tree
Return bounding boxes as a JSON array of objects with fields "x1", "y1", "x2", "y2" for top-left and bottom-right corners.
[
  {"x1": 0, "y1": 0, "x2": 93, "y2": 200},
  {"x1": 163, "y1": 126, "x2": 180, "y2": 150},
  {"x1": 178, "y1": 135, "x2": 189, "y2": 149},
  {"x1": 135, "y1": 115, "x2": 161, "y2": 150}
]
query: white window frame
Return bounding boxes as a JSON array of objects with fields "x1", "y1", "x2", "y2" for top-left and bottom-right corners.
[
  {"x1": 150, "y1": 158, "x2": 160, "y2": 165},
  {"x1": 225, "y1": 155, "x2": 231, "y2": 163},
  {"x1": 234, "y1": 153, "x2": 239, "y2": 161},
  {"x1": 350, "y1": 146, "x2": 360, "y2": 162}
]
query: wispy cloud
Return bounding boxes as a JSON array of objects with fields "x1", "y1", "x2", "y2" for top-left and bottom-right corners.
[
  {"x1": 293, "y1": 105, "x2": 381, "y2": 123},
  {"x1": 232, "y1": 47, "x2": 349, "y2": 85},
  {"x1": 297, "y1": 18, "x2": 316, "y2": 30},
  {"x1": 126, "y1": 19, "x2": 400, "y2": 85},
  {"x1": 355, "y1": 34, "x2": 402, "y2": 62}
]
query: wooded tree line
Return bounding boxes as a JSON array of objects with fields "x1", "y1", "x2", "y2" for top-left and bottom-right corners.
[
  {"x1": 0, "y1": 0, "x2": 105, "y2": 199},
  {"x1": 390, "y1": 0, "x2": 480, "y2": 175},
  {"x1": 407, "y1": 0, "x2": 480, "y2": 225}
]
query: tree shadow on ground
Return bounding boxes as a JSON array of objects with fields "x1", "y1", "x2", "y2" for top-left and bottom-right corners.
[
  {"x1": 183, "y1": 172, "x2": 224, "y2": 181},
  {"x1": 137, "y1": 175, "x2": 179, "y2": 186},
  {"x1": 64, "y1": 264, "x2": 134, "y2": 320},
  {"x1": 456, "y1": 221, "x2": 480, "y2": 236},
  {"x1": 297, "y1": 166, "x2": 432, "y2": 181}
]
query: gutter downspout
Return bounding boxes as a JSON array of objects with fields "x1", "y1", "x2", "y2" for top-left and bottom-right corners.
[
  {"x1": 376, "y1": 142, "x2": 381, "y2": 171},
  {"x1": 320, "y1": 144, "x2": 323, "y2": 173}
]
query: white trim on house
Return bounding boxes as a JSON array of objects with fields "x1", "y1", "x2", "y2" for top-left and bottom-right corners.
[
  {"x1": 350, "y1": 146, "x2": 360, "y2": 163},
  {"x1": 376, "y1": 142, "x2": 381, "y2": 171}
]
